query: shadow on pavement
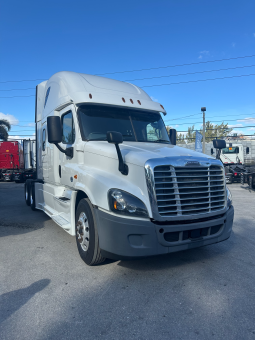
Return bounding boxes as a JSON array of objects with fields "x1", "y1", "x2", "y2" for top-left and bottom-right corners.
[
  {"x1": 0, "y1": 279, "x2": 50, "y2": 324},
  {"x1": 0, "y1": 182, "x2": 50, "y2": 237}
]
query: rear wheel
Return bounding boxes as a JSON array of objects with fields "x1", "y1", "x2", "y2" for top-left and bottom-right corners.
[
  {"x1": 30, "y1": 183, "x2": 37, "y2": 211},
  {"x1": 249, "y1": 176, "x2": 255, "y2": 190},
  {"x1": 24, "y1": 180, "x2": 32, "y2": 206},
  {"x1": 75, "y1": 198, "x2": 105, "y2": 266}
]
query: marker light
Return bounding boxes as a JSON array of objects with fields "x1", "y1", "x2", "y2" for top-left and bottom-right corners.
[
  {"x1": 122, "y1": 98, "x2": 125, "y2": 103},
  {"x1": 137, "y1": 100, "x2": 141, "y2": 105},
  {"x1": 130, "y1": 99, "x2": 133, "y2": 104}
]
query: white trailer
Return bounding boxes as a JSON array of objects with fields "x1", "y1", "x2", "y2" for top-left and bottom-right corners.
[{"x1": 24, "y1": 71, "x2": 234, "y2": 265}]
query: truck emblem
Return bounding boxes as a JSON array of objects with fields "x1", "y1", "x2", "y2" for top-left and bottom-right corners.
[{"x1": 185, "y1": 161, "x2": 200, "y2": 166}]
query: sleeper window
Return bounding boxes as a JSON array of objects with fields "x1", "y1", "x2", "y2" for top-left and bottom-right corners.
[
  {"x1": 44, "y1": 87, "x2": 51, "y2": 108},
  {"x1": 62, "y1": 111, "x2": 75, "y2": 144},
  {"x1": 42, "y1": 129, "x2": 46, "y2": 151}
]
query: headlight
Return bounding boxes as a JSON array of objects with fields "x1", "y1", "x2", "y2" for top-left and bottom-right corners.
[
  {"x1": 108, "y1": 189, "x2": 149, "y2": 218},
  {"x1": 226, "y1": 187, "x2": 232, "y2": 207}
]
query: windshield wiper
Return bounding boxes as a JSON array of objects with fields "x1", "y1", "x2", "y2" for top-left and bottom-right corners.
[{"x1": 153, "y1": 139, "x2": 171, "y2": 143}]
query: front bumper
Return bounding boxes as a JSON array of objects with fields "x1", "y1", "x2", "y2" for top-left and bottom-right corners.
[{"x1": 94, "y1": 206, "x2": 234, "y2": 260}]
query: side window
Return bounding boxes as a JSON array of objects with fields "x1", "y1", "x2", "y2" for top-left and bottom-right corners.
[
  {"x1": 44, "y1": 87, "x2": 51, "y2": 108},
  {"x1": 146, "y1": 122, "x2": 161, "y2": 141},
  {"x1": 62, "y1": 111, "x2": 75, "y2": 144},
  {"x1": 42, "y1": 129, "x2": 46, "y2": 151}
]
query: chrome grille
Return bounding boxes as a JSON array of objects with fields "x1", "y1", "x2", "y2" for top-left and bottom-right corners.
[{"x1": 154, "y1": 165, "x2": 225, "y2": 217}]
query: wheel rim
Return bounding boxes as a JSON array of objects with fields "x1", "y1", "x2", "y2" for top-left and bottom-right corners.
[
  {"x1": 76, "y1": 212, "x2": 89, "y2": 251},
  {"x1": 30, "y1": 190, "x2": 33, "y2": 205}
]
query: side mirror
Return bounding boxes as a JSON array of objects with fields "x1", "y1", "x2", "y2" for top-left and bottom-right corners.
[
  {"x1": 169, "y1": 129, "x2": 176, "y2": 145},
  {"x1": 107, "y1": 131, "x2": 123, "y2": 144},
  {"x1": 47, "y1": 116, "x2": 73, "y2": 158},
  {"x1": 107, "y1": 131, "x2": 128, "y2": 176},
  {"x1": 47, "y1": 116, "x2": 62, "y2": 144},
  {"x1": 213, "y1": 139, "x2": 226, "y2": 149}
]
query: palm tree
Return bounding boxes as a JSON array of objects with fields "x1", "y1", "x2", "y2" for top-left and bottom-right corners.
[{"x1": 0, "y1": 119, "x2": 11, "y2": 141}]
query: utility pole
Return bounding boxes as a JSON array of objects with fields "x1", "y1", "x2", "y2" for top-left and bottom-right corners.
[{"x1": 201, "y1": 107, "x2": 206, "y2": 153}]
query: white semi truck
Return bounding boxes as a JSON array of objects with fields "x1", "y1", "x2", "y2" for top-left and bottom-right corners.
[
  {"x1": 178, "y1": 141, "x2": 255, "y2": 165},
  {"x1": 24, "y1": 71, "x2": 234, "y2": 265}
]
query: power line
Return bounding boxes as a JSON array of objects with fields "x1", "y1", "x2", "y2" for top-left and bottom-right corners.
[
  {"x1": 0, "y1": 88, "x2": 35, "y2": 92},
  {"x1": 177, "y1": 135, "x2": 255, "y2": 140},
  {"x1": 3, "y1": 64, "x2": 255, "y2": 92},
  {"x1": 171, "y1": 118, "x2": 255, "y2": 126},
  {"x1": 124, "y1": 64, "x2": 255, "y2": 82},
  {"x1": 0, "y1": 94, "x2": 35, "y2": 98},
  {"x1": 177, "y1": 126, "x2": 255, "y2": 132},
  {"x1": 10, "y1": 130, "x2": 35, "y2": 132},
  {"x1": 14, "y1": 112, "x2": 254, "y2": 125},
  {"x1": 1, "y1": 73, "x2": 255, "y2": 99},
  {"x1": 95, "y1": 54, "x2": 255, "y2": 75},
  {"x1": 0, "y1": 78, "x2": 45, "y2": 84},
  {"x1": 164, "y1": 112, "x2": 255, "y2": 122},
  {"x1": 1, "y1": 54, "x2": 255, "y2": 84},
  {"x1": 141, "y1": 73, "x2": 255, "y2": 88}
]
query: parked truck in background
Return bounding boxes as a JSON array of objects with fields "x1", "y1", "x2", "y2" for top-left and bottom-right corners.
[
  {"x1": 24, "y1": 71, "x2": 234, "y2": 266},
  {"x1": 178, "y1": 140, "x2": 255, "y2": 184},
  {"x1": 13, "y1": 140, "x2": 36, "y2": 182},
  {"x1": 0, "y1": 141, "x2": 24, "y2": 181}
]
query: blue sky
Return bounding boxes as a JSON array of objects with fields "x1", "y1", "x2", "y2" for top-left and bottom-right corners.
[{"x1": 0, "y1": 0, "x2": 254, "y2": 140}]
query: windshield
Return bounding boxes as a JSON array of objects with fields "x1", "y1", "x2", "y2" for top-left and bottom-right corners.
[
  {"x1": 222, "y1": 147, "x2": 239, "y2": 154},
  {"x1": 77, "y1": 105, "x2": 170, "y2": 143}
]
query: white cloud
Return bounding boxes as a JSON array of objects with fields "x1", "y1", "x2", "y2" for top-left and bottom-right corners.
[
  {"x1": 175, "y1": 124, "x2": 179, "y2": 128},
  {"x1": 237, "y1": 117, "x2": 255, "y2": 124},
  {"x1": 0, "y1": 112, "x2": 19, "y2": 125},
  {"x1": 198, "y1": 50, "x2": 209, "y2": 59},
  {"x1": 228, "y1": 123, "x2": 243, "y2": 128},
  {"x1": 247, "y1": 127, "x2": 255, "y2": 131},
  {"x1": 8, "y1": 132, "x2": 35, "y2": 141},
  {"x1": 232, "y1": 42, "x2": 236, "y2": 47},
  {"x1": 253, "y1": 33, "x2": 255, "y2": 37},
  {"x1": 150, "y1": 96, "x2": 159, "y2": 102},
  {"x1": 27, "y1": 122, "x2": 35, "y2": 127}
]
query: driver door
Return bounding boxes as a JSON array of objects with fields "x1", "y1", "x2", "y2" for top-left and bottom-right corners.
[{"x1": 59, "y1": 108, "x2": 76, "y2": 187}]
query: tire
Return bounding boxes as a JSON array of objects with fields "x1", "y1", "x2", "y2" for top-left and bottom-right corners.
[
  {"x1": 30, "y1": 182, "x2": 37, "y2": 211},
  {"x1": 24, "y1": 179, "x2": 32, "y2": 206},
  {"x1": 249, "y1": 176, "x2": 255, "y2": 190},
  {"x1": 75, "y1": 198, "x2": 105, "y2": 266}
]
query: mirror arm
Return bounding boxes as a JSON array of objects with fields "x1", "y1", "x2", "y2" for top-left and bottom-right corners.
[
  {"x1": 115, "y1": 144, "x2": 128, "y2": 175},
  {"x1": 54, "y1": 143, "x2": 73, "y2": 158}
]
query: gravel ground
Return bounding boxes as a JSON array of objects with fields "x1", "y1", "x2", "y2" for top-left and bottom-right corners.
[{"x1": 0, "y1": 182, "x2": 255, "y2": 340}]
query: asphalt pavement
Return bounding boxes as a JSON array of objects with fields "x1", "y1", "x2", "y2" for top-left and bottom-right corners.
[{"x1": 0, "y1": 182, "x2": 255, "y2": 340}]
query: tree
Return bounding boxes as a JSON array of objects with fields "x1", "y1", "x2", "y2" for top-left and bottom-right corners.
[
  {"x1": 185, "y1": 121, "x2": 232, "y2": 143},
  {"x1": 0, "y1": 119, "x2": 11, "y2": 141}
]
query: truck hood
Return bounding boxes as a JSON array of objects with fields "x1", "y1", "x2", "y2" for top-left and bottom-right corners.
[{"x1": 85, "y1": 141, "x2": 214, "y2": 167}]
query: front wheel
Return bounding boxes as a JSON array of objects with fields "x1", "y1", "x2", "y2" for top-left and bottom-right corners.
[{"x1": 75, "y1": 198, "x2": 105, "y2": 266}]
